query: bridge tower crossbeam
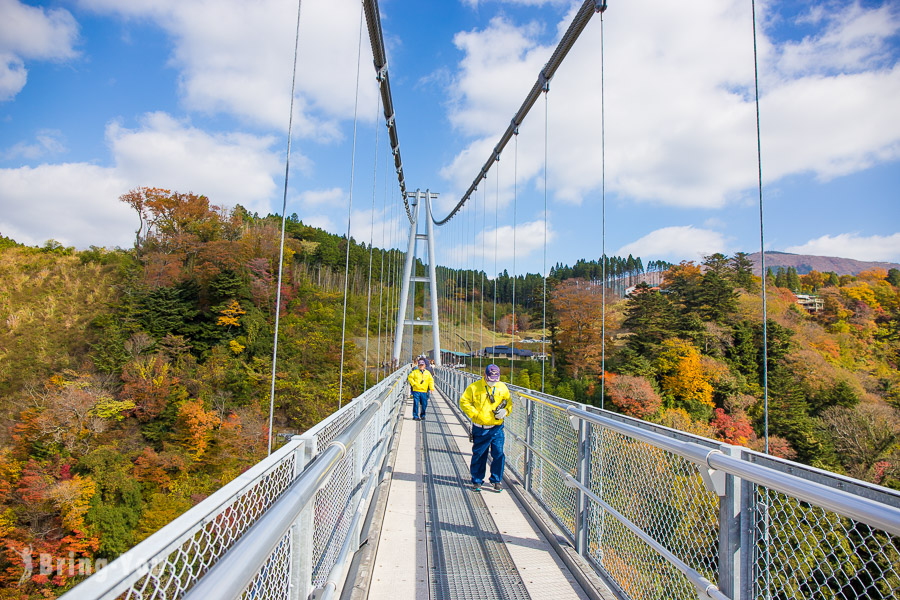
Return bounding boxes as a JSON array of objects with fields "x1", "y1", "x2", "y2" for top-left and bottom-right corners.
[{"x1": 392, "y1": 189, "x2": 442, "y2": 366}]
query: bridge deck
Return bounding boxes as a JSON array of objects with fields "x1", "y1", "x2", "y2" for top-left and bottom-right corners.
[{"x1": 367, "y1": 388, "x2": 590, "y2": 600}]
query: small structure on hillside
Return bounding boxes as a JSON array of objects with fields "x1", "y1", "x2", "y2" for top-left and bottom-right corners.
[
  {"x1": 482, "y1": 345, "x2": 534, "y2": 360},
  {"x1": 796, "y1": 294, "x2": 824, "y2": 313}
]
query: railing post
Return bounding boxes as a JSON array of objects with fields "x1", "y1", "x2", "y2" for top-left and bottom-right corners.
[
  {"x1": 575, "y1": 408, "x2": 590, "y2": 555},
  {"x1": 291, "y1": 435, "x2": 316, "y2": 600},
  {"x1": 524, "y1": 394, "x2": 534, "y2": 493},
  {"x1": 718, "y1": 444, "x2": 743, "y2": 599}
]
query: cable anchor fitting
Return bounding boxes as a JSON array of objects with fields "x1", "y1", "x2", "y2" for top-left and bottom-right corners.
[
  {"x1": 538, "y1": 71, "x2": 550, "y2": 93},
  {"x1": 376, "y1": 63, "x2": 388, "y2": 82},
  {"x1": 594, "y1": 0, "x2": 608, "y2": 13}
]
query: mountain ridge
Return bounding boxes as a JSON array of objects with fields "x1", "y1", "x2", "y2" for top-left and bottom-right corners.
[{"x1": 748, "y1": 251, "x2": 899, "y2": 276}]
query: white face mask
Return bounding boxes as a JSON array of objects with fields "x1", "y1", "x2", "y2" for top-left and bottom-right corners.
[{"x1": 485, "y1": 380, "x2": 497, "y2": 387}]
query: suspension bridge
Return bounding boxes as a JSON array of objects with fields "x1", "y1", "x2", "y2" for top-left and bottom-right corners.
[{"x1": 61, "y1": 1, "x2": 900, "y2": 599}]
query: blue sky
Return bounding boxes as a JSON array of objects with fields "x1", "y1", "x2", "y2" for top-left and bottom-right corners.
[{"x1": 1, "y1": 0, "x2": 898, "y2": 276}]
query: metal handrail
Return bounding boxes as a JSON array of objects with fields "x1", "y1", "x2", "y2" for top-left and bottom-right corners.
[
  {"x1": 60, "y1": 438, "x2": 304, "y2": 600},
  {"x1": 185, "y1": 374, "x2": 405, "y2": 599},
  {"x1": 505, "y1": 427, "x2": 729, "y2": 600},
  {"x1": 435, "y1": 366, "x2": 900, "y2": 600},
  {"x1": 511, "y1": 389, "x2": 900, "y2": 537},
  {"x1": 62, "y1": 367, "x2": 409, "y2": 600}
]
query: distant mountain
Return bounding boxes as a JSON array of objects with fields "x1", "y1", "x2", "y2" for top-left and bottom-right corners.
[{"x1": 748, "y1": 251, "x2": 900, "y2": 276}]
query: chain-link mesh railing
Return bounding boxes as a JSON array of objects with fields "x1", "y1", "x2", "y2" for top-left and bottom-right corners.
[
  {"x1": 434, "y1": 367, "x2": 900, "y2": 600},
  {"x1": 62, "y1": 367, "x2": 409, "y2": 600}
]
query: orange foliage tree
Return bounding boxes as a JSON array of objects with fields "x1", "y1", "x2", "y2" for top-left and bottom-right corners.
[
  {"x1": 177, "y1": 400, "x2": 222, "y2": 459},
  {"x1": 549, "y1": 279, "x2": 605, "y2": 378},
  {"x1": 602, "y1": 372, "x2": 661, "y2": 419}
]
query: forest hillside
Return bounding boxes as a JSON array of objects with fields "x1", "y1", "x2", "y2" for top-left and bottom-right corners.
[
  {"x1": 521, "y1": 255, "x2": 900, "y2": 491},
  {"x1": 0, "y1": 188, "x2": 397, "y2": 598}
]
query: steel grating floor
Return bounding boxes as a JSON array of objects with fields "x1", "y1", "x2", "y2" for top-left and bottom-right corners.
[{"x1": 420, "y1": 399, "x2": 531, "y2": 600}]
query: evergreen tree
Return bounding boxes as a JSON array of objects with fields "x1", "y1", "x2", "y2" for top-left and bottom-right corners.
[
  {"x1": 622, "y1": 284, "x2": 679, "y2": 357},
  {"x1": 702, "y1": 252, "x2": 730, "y2": 277},
  {"x1": 786, "y1": 267, "x2": 801, "y2": 292},
  {"x1": 730, "y1": 252, "x2": 755, "y2": 290},
  {"x1": 888, "y1": 268, "x2": 900, "y2": 287},
  {"x1": 727, "y1": 319, "x2": 759, "y2": 383},
  {"x1": 697, "y1": 270, "x2": 738, "y2": 323},
  {"x1": 774, "y1": 267, "x2": 787, "y2": 289}
]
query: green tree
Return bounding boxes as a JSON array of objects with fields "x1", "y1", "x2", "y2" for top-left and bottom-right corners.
[
  {"x1": 775, "y1": 267, "x2": 787, "y2": 289},
  {"x1": 786, "y1": 267, "x2": 801, "y2": 292},
  {"x1": 622, "y1": 284, "x2": 679, "y2": 357},
  {"x1": 730, "y1": 252, "x2": 755, "y2": 290},
  {"x1": 887, "y1": 268, "x2": 900, "y2": 287},
  {"x1": 809, "y1": 379, "x2": 860, "y2": 415},
  {"x1": 697, "y1": 270, "x2": 738, "y2": 323}
]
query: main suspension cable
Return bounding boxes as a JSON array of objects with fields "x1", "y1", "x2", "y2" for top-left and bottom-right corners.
[
  {"x1": 361, "y1": 0, "x2": 413, "y2": 223},
  {"x1": 338, "y1": 3, "x2": 366, "y2": 408},
  {"x1": 267, "y1": 0, "x2": 304, "y2": 455},
  {"x1": 433, "y1": 0, "x2": 607, "y2": 225}
]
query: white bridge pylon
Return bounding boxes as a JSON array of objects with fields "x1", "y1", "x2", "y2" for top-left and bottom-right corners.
[{"x1": 392, "y1": 189, "x2": 442, "y2": 366}]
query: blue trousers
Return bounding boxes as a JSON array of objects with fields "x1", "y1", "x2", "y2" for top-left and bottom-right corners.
[
  {"x1": 412, "y1": 391, "x2": 428, "y2": 418},
  {"x1": 470, "y1": 424, "x2": 505, "y2": 485}
]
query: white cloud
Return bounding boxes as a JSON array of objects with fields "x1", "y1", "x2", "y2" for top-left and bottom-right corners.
[
  {"x1": 2, "y1": 129, "x2": 67, "y2": 160},
  {"x1": 78, "y1": 0, "x2": 378, "y2": 136},
  {"x1": 452, "y1": 219, "x2": 552, "y2": 266},
  {"x1": 348, "y1": 206, "x2": 401, "y2": 247},
  {"x1": 776, "y1": 2, "x2": 900, "y2": 77},
  {"x1": 302, "y1": 214, "x2": 335, "y2": 232},
  {"x1": 617, "y1": 226, "x2": 730, "y2": 262},
  {"x1": 107, "y1": 112, "x2": 284, "y2": 214},
  {"x1": 441, "y1": 0, "x2": 900, "y2": 209},
  {"x1": 0, "y1": 113, "x2": 286, "y2": 248},
  {"x1": 0, "y1": 163, "x2": 133, "y2": 247},
  {"x1": 0, "y1": 0, "x2": 79, "y2": 100},
  {"x1": 300, "y1": 187, "x2": 345, "y2": 207},
  {"x1": 785, "y1": 232, "x2": 900, "y2": 262}
]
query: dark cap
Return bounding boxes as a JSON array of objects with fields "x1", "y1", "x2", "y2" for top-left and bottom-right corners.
[{"x1": 485, "y1": 364, "x2": 500, "y2": 382}]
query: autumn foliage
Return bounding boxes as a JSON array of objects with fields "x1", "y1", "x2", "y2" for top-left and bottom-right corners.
[
  {"x1": 602, "y1": 372, "x2": 661, "y2": 418},
  {"x1": 0, "y1": 188, "x2": 380, "y2": 597}
]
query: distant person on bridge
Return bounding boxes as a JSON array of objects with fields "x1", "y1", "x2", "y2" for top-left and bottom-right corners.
[
  {"x1": 460, "y1": 364, "x2": 512, "y2": 492},
  {"x1": 408, "y1": 358, "x2": 435, "y2": 421}
]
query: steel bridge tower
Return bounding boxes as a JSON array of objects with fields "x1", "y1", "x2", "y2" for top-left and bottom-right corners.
[{"x1": 392, "y1": 189, "x2": 442, "y2": 366}]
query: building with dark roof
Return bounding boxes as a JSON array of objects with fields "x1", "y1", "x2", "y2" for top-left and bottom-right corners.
[{"x1": 482, "y1": 345, "x2": 534, "y2": 359}]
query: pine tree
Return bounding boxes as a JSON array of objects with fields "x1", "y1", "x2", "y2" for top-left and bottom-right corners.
[{"x1": 730, "y1": 252, "x2": 755, "y2": 290}]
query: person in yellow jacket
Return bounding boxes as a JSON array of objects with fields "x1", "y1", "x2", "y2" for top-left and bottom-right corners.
[
  {"x1": 408, "y1": 357, "x2": 435, "y2": 421},
  {"x1": 460, "y1": 364, "x2": 511, "y2": 492}
]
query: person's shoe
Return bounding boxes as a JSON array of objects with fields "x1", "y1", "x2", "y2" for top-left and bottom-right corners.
[
  {"x1": 491, "y1": 482, "x2": 502, "y2": 493},
  {"x1": 412, "y1": 416, "x2": 419, "y2": 421},
  {"x1": 472, "y1": 483, "x2": 482, "y2": 492}
]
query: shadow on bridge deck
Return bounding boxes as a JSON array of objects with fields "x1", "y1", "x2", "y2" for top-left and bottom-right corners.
[{"x1": 361, "y1": 388, "x2": 606, "y2": 600}]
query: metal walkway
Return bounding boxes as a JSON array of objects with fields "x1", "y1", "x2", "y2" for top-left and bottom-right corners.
[{"x1": 368, "y1": 389, "x2": 590, "y2": 600}]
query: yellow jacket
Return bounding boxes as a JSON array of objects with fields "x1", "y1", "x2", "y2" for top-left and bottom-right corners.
[
  {"x1": 408, "y1": 368, "x2": 435, "y2": 393},
  {"x1": 460, "y1": 379, "x2": 512, "y2": 427}
]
